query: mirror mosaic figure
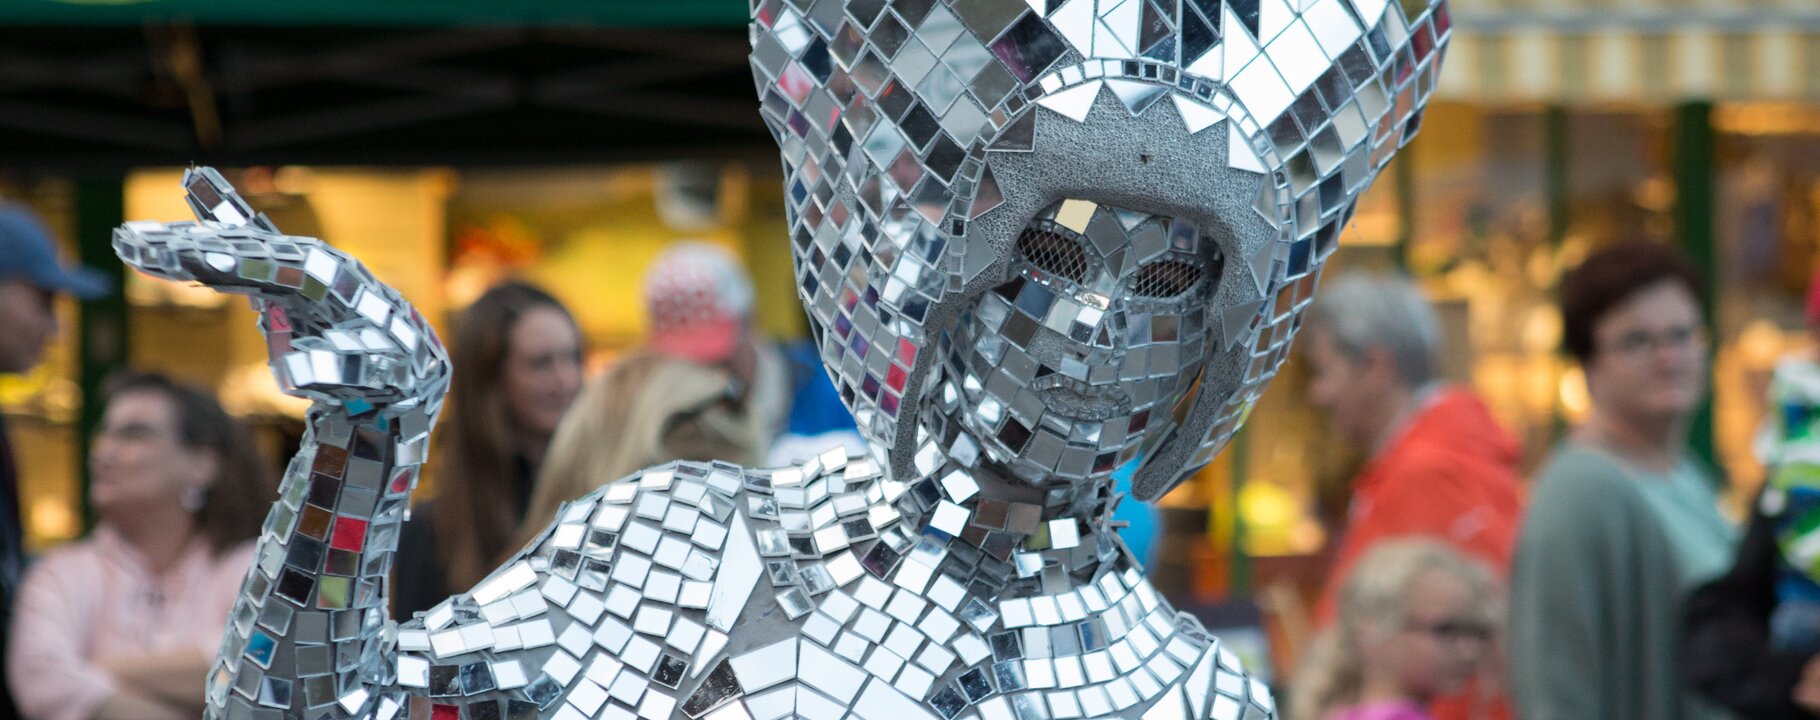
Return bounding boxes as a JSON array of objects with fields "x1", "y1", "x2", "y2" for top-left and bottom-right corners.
[{"x1": 107, "y1": 0, "x2": 1449, "y2": 717}]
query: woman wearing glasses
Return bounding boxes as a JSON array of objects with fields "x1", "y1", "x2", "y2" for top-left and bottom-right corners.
[
  {"x1": 1509, "y1": 240, "x2": 1737, "y2": 720},
  {"x1": 6, "y1": 373, "x2": 273, "y2": 720}
]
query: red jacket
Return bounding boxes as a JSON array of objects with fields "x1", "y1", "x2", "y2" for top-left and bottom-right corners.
[
  {"x1": 1316, "y1": 387, "x2": 1524, "y2": 720},
  {"x1": 1318, "y1": 387, "x2": 1525, "y2": 623}
]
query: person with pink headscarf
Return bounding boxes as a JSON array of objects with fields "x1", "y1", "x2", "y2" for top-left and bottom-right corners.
[{"x1": 512, "y1": 242, "x2": 793, "y2": 542}]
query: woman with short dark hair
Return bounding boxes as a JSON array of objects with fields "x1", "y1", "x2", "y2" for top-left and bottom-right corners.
[
  {"x1": 6, "y1": 372, "x2": 273, "y2": 720},
  {"x1": 1509, "y1": 240, "x2": 1737, "y2": 720}
]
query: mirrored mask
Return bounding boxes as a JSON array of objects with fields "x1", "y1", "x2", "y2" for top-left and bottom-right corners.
[{"x1": 932, "y1": 199, "x2": 1221, "y2": 487}]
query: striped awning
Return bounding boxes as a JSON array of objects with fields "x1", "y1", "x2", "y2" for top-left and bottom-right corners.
[{"x1": 1434, "y1": 5, "x2": 1820, "y2": 103}]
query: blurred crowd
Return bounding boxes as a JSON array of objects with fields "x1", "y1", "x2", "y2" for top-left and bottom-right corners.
[{"x1": 4, "y1": 193, "x2": 1820, "y2": 720}]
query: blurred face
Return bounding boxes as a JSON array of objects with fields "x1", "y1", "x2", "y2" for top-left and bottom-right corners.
[
  {"x1": 1303, "y1": 324, "x2": 1390, "y2": 449},
  {"x1": 938, "y1": 200, "x2": 1217, "y2": 486},
  {"x1": 504, "y1": 305, "x2": 584, "y2": 439},
  {"x1": 89, "y1": 390, "x2": 213, "y2": 520},
  {"x1": 0, "y1": 279, "x2": 58, "y2": 374},
  {"x1": 1582, "y1": 280, "x2": 1707, "y2": 426},
  {"x1": 1369, "y1": 569, "x2": 1491, "y2": 700}
]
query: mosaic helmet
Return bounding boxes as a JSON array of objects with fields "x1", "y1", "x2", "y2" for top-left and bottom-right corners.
[{"x1": 750, "y1": 0, "x2": 1450, "y2": 500}]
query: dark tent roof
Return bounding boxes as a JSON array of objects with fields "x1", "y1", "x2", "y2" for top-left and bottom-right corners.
[
  {"x1": 0, "y1": 20, "x2": 771, "y2": 168},
  {"x1": 5, "y1": 0, "x2": 746, "y2": 26}
]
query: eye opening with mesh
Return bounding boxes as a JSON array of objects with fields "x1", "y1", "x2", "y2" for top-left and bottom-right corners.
[
  {"x1": 1131, "y1": 258, "x2": 1204, "y2": 298},
  {"x1": 1015, "y1": 228, "x2": 1089, "y2": 284}
]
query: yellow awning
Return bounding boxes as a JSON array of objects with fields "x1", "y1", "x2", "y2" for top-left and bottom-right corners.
[{"x1": 1435, "y1": 8, "x2": 1820, "y2": 103}]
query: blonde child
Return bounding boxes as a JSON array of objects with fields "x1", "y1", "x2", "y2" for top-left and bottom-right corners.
[{"x1": 1291, "y1": 539, "x2": 1501, "y2": 720}]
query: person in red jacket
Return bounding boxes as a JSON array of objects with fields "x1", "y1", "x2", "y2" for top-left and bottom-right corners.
[{"x1": 1301, "y1": 273, "x2": 1524, "y2": 720}]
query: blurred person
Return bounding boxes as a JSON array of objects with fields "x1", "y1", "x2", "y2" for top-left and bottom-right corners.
[
  {"x1": 516, "y1": 242, "x2": 788, "y2": 539},
  {"x1": 393, "y1": 281, "x2": 582, "y2": 619},
  {"x1": 0, "y1": 203, "x2": 108, "y2": 720},
  {"x1": 1304, "y1": 273, "x2": 1524, "y2": 625},
  {"x1": 1682, "y1": 266, "x2": 1820, "y2": 719},
  {"x1": 1510, "y1": 240, "x2": 1737, "y2": 720},
  {"x1": 1303, "y1": 273, "x2": 1520, "y2": 720},
  {"x1": 766, "y1": 336, "x2": 864, "y2": 466},
  {"x1": 6, "y1": 373, "x2": 269, "y2": 720},
  {"x1": 1291, "y1": 540, "x2": 1499, "y2": 720}
]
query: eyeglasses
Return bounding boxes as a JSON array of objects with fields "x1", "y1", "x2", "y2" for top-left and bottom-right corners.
[
  {"x1": 95, "y1": 422, "x2": 171, "y2": 444},
  {"x1": 1404, "y1": 618, "x2": 1494, "y2": 643},
  {"x1": 1600, "y1": 324, "x2": 1704, "y2": 357}
]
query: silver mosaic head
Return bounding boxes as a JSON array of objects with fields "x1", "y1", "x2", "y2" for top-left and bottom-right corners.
[{"x1": 750, "y1": 0, "x2": 1451, "y2": 500}]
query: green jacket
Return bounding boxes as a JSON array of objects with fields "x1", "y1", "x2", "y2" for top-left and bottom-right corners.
[{"x1": 1509, "y1": 442, "x2": 1736, "y2": 720}]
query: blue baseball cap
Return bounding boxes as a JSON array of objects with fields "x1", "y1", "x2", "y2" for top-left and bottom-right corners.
[{"x1": 0, "y1": 203, "x2": 109, "y2": 299}]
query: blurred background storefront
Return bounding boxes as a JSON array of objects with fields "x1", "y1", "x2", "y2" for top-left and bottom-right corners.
[
  {"x1": 1225, "y1": 0, "x2": 1820, "y2": 665},
  {"x1": 2, "y1": 0, "x2": 1818, "y2": 679}
]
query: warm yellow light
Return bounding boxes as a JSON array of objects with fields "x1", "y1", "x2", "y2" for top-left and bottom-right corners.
[
  {"x1": 1239, "y1": 480, "x2": 1312, "y2": 556},
  {"x1": 1560, "y1": 365, "x2": 1591, "y2": 422},
  {"x1": 1738, "y1": 319, "x2": 1789, "y2": 369},
  {"x1": 1716, "y1": 103, "x2": 1820, "y2": 137},
  {"x1": 1521, "y1": 306, "x2": 1562, "y2": 355},
  {"x1": 218, "y1": 362, "x2": 311, "y2": 419},
  {"x1": 1524, "y1": 357, "x2": 1561, "y2": 416},
  {"x1": 272, "y1": 166, "x2": 316, "y2": 195},
  {"x1": 1239, "y1": 482, "x2": 1297, "y2": 528},
  {"x1": 1632, "y1": 176, "x2": 1675, "y2": 212},
  {"x1": 1346, "y1": 207, "x2": 1400, "y2": 247},
  {"x1": 29, "y1": 496, "x2": 77, "y2": 544}
]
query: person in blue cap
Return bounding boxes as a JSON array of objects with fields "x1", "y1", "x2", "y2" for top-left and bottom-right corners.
[
  {"x1": 0, "y1": 202, "x2": 108, "y2": 720},
  {"x1": 0, "y1": 204, "x2": 108, "y2": 372}
]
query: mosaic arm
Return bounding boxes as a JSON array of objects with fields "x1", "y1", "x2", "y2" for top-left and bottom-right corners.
[{"x1": 113, "y1": 168, "x2": 449, "y2": 720}]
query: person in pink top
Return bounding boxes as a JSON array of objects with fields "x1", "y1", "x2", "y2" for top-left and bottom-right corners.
[
  {"x1": 6, "y1": 373, "x2": 273, "y2": 720},
  {"x1": 1290, "y1": 540, "x2": 1501, "y2": 720}
]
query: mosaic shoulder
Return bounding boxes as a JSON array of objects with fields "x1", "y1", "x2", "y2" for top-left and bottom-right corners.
[{"x1": 387, "y1": 448, "x2": 892, "y2": 720}]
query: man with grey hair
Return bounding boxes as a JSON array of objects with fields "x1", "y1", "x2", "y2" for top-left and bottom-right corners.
[{"x1": 1302, "y1": 272, "x2": 1524, "y2": 718}]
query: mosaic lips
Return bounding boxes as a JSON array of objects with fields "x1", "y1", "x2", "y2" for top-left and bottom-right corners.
[{"x1": 1031, "y1": 373, "x2": 1133, "y2": 421}]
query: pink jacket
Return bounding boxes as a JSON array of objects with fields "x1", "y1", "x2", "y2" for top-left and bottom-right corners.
[
  {"x1": 6, "y1": 526, "x2": 254, "y2": 720},
  {"x1": 1331, "y1": 700, "x2": 1432, "y2": 720}
]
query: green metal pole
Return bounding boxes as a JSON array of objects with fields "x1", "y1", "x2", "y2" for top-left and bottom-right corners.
[
  {"x1": 73, "y1": 178, "x2": 126, "y2": 530},
  {"x1": 1545, "y1": 106, "x2": 1570, "y2": 251},
  {"x1": 1674, "y1": 101, "x2": 1718, "y2": 474},
  {"x1": 1394, "y1": 141, "x2": 1415, "y2": 270},
  {"x1": 1227, "y1": 429, "x2": 1250, "y2": 593},
  {"x1": 1545, "y1": 105, "x2": 1570, "y2": 442}
]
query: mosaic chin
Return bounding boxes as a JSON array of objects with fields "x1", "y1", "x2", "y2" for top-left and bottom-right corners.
[{"x1": 930, "y1": 200, "x2": 1221, "y2": 490}]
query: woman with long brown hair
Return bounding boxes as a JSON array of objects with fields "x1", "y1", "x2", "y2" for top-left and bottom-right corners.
[{"x1": 392, "y1": 280, "x2": 582, "y2": 619}]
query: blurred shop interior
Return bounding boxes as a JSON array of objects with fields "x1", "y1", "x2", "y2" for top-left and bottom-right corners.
[{"x1": 3, "y1": 0, "x2": 1819, "y2": 678}]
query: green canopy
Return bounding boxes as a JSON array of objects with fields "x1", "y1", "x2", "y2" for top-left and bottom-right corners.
[{"x1": 3, "y1": 0, "x2": 747, "y2": 26}]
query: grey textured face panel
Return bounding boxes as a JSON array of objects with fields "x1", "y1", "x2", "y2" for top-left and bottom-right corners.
[{"x1": 750, "y1": 0, "x2": 1451, "y2": 499}]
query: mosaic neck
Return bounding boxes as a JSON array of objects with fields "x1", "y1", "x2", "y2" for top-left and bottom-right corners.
[{"x1": 885, "y1": 434, "x2": 1133, "y2": 604}]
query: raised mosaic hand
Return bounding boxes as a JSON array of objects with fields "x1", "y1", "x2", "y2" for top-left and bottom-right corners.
[
  {"x1": 114, "y1": 168, "x2": 445, "y2": 719},
  {"x1": 113, "y1": 167, "x2": 448, "y2": 410}
]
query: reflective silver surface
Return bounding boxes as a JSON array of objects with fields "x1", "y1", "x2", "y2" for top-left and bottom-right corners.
[{"x1": 111, "y1": 0, "x2": 1448, "y2": 717}]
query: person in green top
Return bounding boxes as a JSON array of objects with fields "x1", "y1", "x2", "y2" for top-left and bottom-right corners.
[{"x1": 1510, "y1": 240, "x2": 1738, "y2": 720}]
